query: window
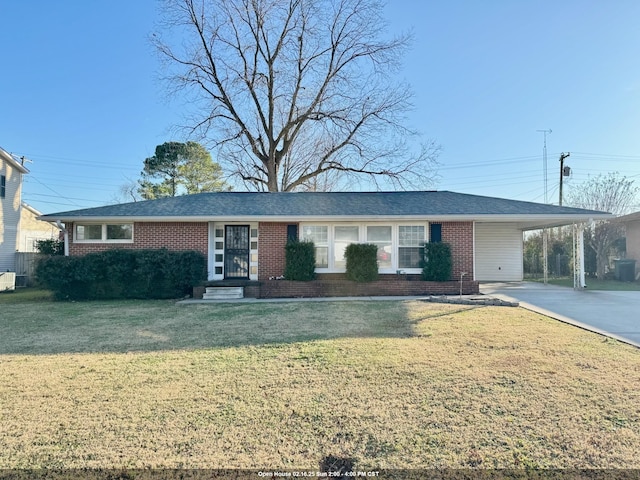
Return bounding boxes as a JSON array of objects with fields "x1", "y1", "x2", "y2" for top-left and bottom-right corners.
[
  {"x1": 76, "y1": 224, "x2": 102, "y2": 241},
  {"x1": 334, "y1": 226, "x2": 359, "y2": 268},
  {"x1": 299, "y1": 222, "x2": 428, "y2": 272},
  {"x1": 0, "y1": 175, "x2": 5, "y2": 198},
  {"x1": 106, "y1": 224, "x2": 133, "y2": 240},
  {"x1": 75, "y1": 223, "x2": 133, "y2": 242},
  {"x1": 367, "y1": 226, "x2": 392, "y2": 269},
  {"x1": 399, "y1": 225, "x2": 425, "y2": 268},
  {"x1": 302, "y1": 225, "x2": 329, "y2": 268}
]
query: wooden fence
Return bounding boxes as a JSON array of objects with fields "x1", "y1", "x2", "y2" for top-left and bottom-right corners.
[{"x1": 14, "y1": 252, "x2": 40, "y2": 287}]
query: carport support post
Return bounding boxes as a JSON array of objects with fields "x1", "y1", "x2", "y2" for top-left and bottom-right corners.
[
  {"x1": 573, "y1": 223, "x2": 586, "y2": 289},
  {"x1": 543, "y1": 228, "x2": 548, "y2": 284}
]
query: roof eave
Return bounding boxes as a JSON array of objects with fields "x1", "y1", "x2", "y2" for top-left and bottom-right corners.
[
  {"x1": 40, "y1": 212, "x2": 614, "y2": 226},
  {"x1": 0, "y1": 148, "x2": 29, "y2": 174}
]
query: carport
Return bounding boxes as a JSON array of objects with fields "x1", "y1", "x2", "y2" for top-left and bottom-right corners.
[{"x1": 475, "y1": 218, "x2": 604, "y2": 288}]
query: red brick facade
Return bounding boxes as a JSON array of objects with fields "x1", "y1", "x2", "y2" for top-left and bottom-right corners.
[
  {"x1": 68, "y1": 220, "x2": 478, "y2": 297},
  {"x1": 441, "y1": 222, "x2": 475, "y2": 280},
  {"x1": 260, "y1": 274, "x2": 479, "y2": 298},
  {"x1": 257, "y1": 222, "x2": 290, "y2": 281},
  {"x1": 68, "y1": 222, "x2": 208, "y2": 257}
]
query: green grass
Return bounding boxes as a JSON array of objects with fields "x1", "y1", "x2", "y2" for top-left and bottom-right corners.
[
  {"x1": 0, "y1": 295, "x2": 639, "y2": 469},
  {"x1": 530, "y1": 277, "x2": 640, "y2": 290},
  {"x1": 0, "y1": 288, "x2": 53, "y2": 304}
]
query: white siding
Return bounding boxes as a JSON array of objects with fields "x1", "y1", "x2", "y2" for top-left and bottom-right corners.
[
  {"x1": 1, "y1": 161, "x2": 23, "y2": 271},
  {"x1": 474, "y1": 222, "x2": 523, "y2": 281}
]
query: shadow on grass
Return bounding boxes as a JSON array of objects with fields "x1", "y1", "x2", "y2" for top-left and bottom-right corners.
[{"x1": 0, "y1": 298, "x2": 476, "y2": 355}]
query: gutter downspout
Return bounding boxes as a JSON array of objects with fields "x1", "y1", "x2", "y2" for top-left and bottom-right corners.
[{"x1": 56, "y1": 221, "x2": 69, "y2": 256}]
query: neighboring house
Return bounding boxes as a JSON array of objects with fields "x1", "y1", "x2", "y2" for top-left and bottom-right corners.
[
  {"x1": 0, "y1": 146, "x2": 29, "y2": 272},
  {"x1": 615, "y1": 211, "x2": 640, "y2": 279},
  {"x1": 19, "y1": 203, "x2": 60, "y2": 252},
  {"x1": 40, "y1": 191, "x2": 611, "y2": 298}
]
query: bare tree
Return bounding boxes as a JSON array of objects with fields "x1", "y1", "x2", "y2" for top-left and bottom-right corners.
[
  {"x1": 567, "y1": 172, "x2": 639, "y2": 279},
  {"x1": 154, "y1": 0, "x2": 439, "y2": 192},
  {"x1": 111, "y1": 179, "x2": 142, "y2": 204}
]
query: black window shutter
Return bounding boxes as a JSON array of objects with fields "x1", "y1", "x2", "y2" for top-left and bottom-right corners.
[
  {"x1": 287, "y1": 224, "x2": 298, "y2": 242},
  {"x1": 430, "y1": 223, "x2": 442, "y2": 243}
]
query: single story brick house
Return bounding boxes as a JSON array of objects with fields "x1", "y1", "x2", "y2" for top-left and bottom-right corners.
[{"x1": 40, "y1": 191, "x2": 611, "y2": 298}]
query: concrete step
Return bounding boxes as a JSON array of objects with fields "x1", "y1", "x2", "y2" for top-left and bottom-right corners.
[{"x1": 203, "y1": 286, "x2": 244, "y2": 300}]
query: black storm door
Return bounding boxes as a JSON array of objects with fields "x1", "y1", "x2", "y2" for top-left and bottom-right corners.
[{"x1": 224, "y1": 225, "x2": 250, "y2": 279}]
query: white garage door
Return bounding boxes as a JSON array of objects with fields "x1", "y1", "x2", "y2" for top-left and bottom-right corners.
[{"x1": 475, "y1": 223, "x2": 523, "y2": 281}]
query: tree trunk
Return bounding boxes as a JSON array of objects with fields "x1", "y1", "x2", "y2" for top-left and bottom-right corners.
[{"x1": 596, "y1": 246, "x2": 608, "y2": 279}]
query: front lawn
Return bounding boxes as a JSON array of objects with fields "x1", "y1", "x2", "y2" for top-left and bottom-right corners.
[{"x1": 0, "y1": 297, "x2": 639, "y2": 469}]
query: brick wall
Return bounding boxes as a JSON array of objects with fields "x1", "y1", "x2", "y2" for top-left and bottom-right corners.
[
  {"x1": 259, "y1": 274, "x2": 479, "y2": 298},
  {"x1": 441, "y1": 222, "x2": 474, "y2": 279},
  {"x1": 68, "y1": 222, "x2": 209, "y2": 256},
  {"x1": 258, "y1": 222, "x2": 291, "y2": 281}
]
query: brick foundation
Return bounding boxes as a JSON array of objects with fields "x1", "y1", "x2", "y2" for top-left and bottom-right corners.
[{"x1": 258, "y1": 273, "x2": 479, "y2": 298}]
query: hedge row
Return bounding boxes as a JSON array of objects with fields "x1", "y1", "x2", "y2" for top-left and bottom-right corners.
[
  {"x1": 345, "y1": 243, "x2": 379, "y2": 282},
  {"x1": 35, "y1": 249, "x2": 207, "y2": 300},
  {"x1": 284, "y1": 240, "x2": 316, "y2": 281},
  {"x1": 422, "y1": 242, "x2": 452, "y2": 281}
]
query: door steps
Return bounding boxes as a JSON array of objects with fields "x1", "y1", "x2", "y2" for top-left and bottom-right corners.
[{"x1": 202, "y1": 286, "x2": 244, "y2": 300}]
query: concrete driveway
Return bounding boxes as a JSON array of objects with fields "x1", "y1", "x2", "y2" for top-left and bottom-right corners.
[{"x1": 480, "y1": 282, "x2": 640, "y2": 348}]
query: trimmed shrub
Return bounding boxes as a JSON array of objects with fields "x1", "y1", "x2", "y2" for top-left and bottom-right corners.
[
  {"x1": 422, "y1": 242, "x2": 452, "y2": 281},
  {"x1": 35, "y1": 249, "x2": 207, "y2": 300},
  {"x1": 35, "y1": 239, "x2": 64, "y2": 256},
  {"x1": 345, "y1": 243, "x2": 378, "y2": 282},
  {"x1": 34, "y1": 255, "x2": 95, "y2": 300},
  {"x1": 284, "y1": 240, "x2": 316, "y2": 281}
]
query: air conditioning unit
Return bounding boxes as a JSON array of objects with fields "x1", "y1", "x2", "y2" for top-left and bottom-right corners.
[{"x1": 0, "y1": 272, "x2": 16, "y2": 292}]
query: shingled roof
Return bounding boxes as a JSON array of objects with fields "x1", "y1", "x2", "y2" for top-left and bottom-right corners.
[{"x1": 41, "y1": 191, "x2": 611, "y2": 229}]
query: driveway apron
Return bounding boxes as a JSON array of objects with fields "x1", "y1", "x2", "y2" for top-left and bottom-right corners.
[{"x1": 480, "y1": 282, "x2": 640, "y2": 348}]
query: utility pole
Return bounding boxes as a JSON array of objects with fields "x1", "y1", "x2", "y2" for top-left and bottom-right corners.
[{"x1": 559, "y1": 152, "x2": 570, "y2": 206}]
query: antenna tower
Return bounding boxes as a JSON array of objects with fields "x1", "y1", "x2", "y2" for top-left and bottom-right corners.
[{"x1": 536, "y1": 129, "x2": 552, "y2": 203}]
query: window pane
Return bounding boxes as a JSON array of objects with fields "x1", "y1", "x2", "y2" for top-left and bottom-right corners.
[
  {"x1": 367, "y1": 226, "x2": 391, "y2": 242},
  {"x1": 399, "y1": 247, "x2": 424, "y2": 268},
  {"x1": 399, "y1": 226, "x2": 425, "y2": 268},
  {"x1": 367, "y1": 226, "x2": 392, "y2": 269},
  {"x1": 302, "y1": 226, "x2": 328, "y2": 267},
  {"x1": 301, "y1": 225, "x2": 328, "y2": 244},
  {"x1": 76, "y1": 224, "x2": 102, "y2": 240},
  {"x1": 399, "y1": 226, "x2": 425, "y2": 246},
  {"x1": 315, "y1": 246, "x2": 328, "y2": 268},
  {"x1": 106, "y1": 224, "x2": 132, "y2": 240},
  {"x1": 334, "y1": 226, "x2": 359, "y2": 268}
]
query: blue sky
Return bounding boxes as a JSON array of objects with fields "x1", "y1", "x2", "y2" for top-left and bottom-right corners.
[{"x1": 2, "y1": 0, "x2": 640, "y2": 215}]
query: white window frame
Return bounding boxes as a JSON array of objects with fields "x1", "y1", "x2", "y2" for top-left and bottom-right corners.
[
  {"x1": 74, "y1": 223, "x2": 134, "y2": 243},
  {"x1": 299, "y1": 222, "x2": 428, "y2": 274},
  {"x1": 300, "y1": 225, "x2": 329, "y2": 268},
  {"x1": 398, "y1": 224, "x2": 427, "y2": 270}
]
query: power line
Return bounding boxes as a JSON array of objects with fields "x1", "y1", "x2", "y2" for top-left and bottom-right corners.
[{"x1": 28, "y1": 175, "x2": 83, "y2": 207}]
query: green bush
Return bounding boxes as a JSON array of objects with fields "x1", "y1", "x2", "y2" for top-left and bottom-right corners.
[
  {"x1": 35, "y1": 249, "x2": 207, "y2": 300},
  {"x1": 345, "y1": 243, "x2": 378, "y2": 282},
  {"x1": 422, "y1": 242, "x2": 452, "y2": 281},
  {"x1": 35, "y1": 239, "x2": 65, "y2": 256},
  {"x1": 284, "y1": 240, "x2": 316, "y2": 281}
]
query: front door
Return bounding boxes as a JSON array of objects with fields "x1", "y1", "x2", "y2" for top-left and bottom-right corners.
[{"x1": 224, "y1": 225, "x2": 250, "y2": 279}]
